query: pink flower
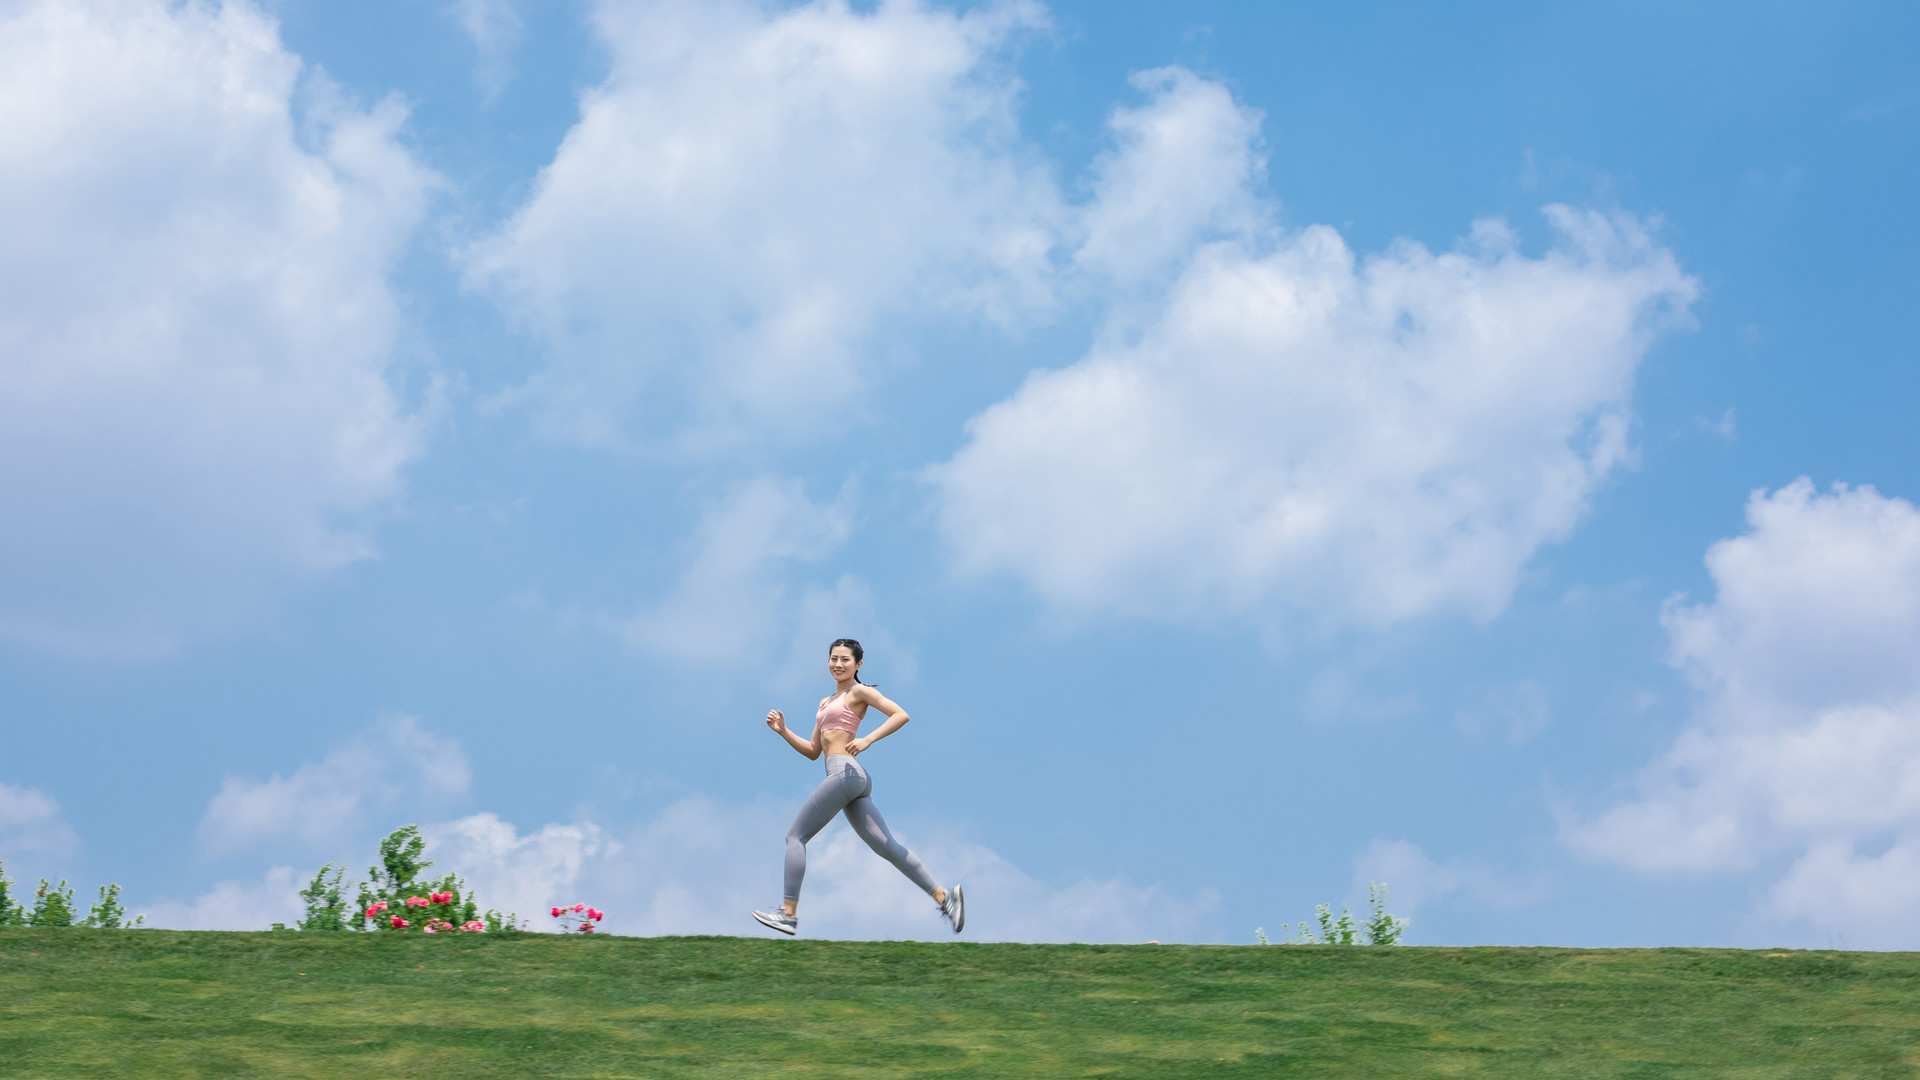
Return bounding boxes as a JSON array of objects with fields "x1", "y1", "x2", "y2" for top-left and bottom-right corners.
[
  {"x1": 588, "y1": 909, "x2": 603, "y2": 921},
  {"x1": 551, "y1": 907, "x2": 563, "y2": 918},
  {"x1": 405, "y1": 896, "x2": 430, "y2": 908},
  {"x1": 462, "y1": 921, "x2": 486, "y2": 932},
  {"x1": 571, "y1": 903, "x2": 585, "y2": 913},
  {"x1": 423, "y1": 925, "x2": 439, "y2": 933},
  {"x1": 366, "y1": 901, "x2": 388, "y2": 915},
  {"x1": 391, "y1": 916, "x2": 409, "y2": 928}
]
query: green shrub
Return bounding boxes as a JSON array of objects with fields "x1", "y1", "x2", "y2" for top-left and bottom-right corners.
[
  {"x1": 297, "y1": 863, "x2": 352, "y2": 931},
  {"x1": 291, "y1": 825, "x2": 519, "y2": 935},
  {"x1": 81, "y1": 883, "x2": 144, "y2": 929},
  {"x1": 0, "y1": 865, "x2": 143, "y2": 930},
  {"x1": 1257, "y1": 881, "x2": 1408, "y2": 946},
  {"x1": 29, "y1": 879, "x2": 76, "y2": 927},
  {"x1": 0, "y1": 826, "x2": 514, "y2": 935},
  {"x1": 0, "y1": 862, "x2": 23, "y2": 926}
]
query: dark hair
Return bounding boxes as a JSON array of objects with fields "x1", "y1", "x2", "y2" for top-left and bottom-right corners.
[{"x1": 828, "y1": 638, "x2": 870, "y2": 685}]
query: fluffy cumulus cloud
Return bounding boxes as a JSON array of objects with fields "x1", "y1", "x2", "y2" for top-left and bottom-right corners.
[
  {"x1": 0, "y1": 0, "x2": 435, "y2": 657},
  {"x1": 449, "y1": 0, "x2": 523, "y2": 99},
  {"x1": 1567, "y1": 480, "x2": 1920, "y2": 947},
  {"x1": 144, "y1": 866, "x2": 304, "y2": 931},
  {"x1": 464, "y1": 0, "x2": 1061, "y2": 450},
  {"x1": 427, "y1": 812, "x2": 616, "y2": 927},
  {"x1": 469, "y1": 14, "x2": 1695, "y2": 646},
  {"x1": 1073, "y1": 68, "x2": 1267, "y2": 288},
  {"x1": 431, "y1": 797, "x2": 1218, "y2": 942},
  {"x1": 1349, "y1": 838, "x2": 1553, "y2": 938},
  {"x1": 0, "y1": 781, "x2": 80, "y2": 859},
  {"x1": 576, "y1": 475, "x2": 909, "y2": 678},
  {"x1": 198, "y1": 715, "x2": 471, "y2": 857},
  {"x1": 930, "y1": 73, "x2": 1697, "y2": 630},
  {"x1": 606, "y1": 476, "x2": 854, "y2": 664}
]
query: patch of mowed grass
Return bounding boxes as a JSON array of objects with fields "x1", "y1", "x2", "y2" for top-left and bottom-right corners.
[{"x1": 2, "y1": 930, "x2": 1918, "y2": 1078}]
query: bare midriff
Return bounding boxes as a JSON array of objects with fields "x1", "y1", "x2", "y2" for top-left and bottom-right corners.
[{"x1": 820, "y1": 728, "x2": 861, "y2": 758}]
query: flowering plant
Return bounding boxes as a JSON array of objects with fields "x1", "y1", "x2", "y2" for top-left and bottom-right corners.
[
  {"x1": 315, "y1": 826, "x2": 516, "y2": 933},
  {"x1": 292, "y1": 826, "x2": 518, "y2": 933},
  {"x1": 551, "y1": 902, "x2": 605, "y2": 934}
]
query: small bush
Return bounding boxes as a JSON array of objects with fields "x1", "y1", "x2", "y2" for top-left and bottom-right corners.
[
  {"x1": 1258, "y1": 881, "x2": 1408, "y2": 946},
  {"x1": 0, "y1": 864, "x2": 143, "y2": 930},
  {"x1": 297, "y1": 864, "x2": 352, "y2": 932},
  {"x1": 81, "y1": 883, "x2": 143, "y2": 929},
  {"x1": 0, "y1": 862, "x2": 23, "y2": 926},
  {"x1": 292, "y1": 825, "x2": 519, "y2": 934},
  {"x1": 29, "y1": 879, "x2": 76, "y2": 927}
]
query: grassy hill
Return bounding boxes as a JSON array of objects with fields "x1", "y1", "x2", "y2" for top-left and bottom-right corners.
[{"x1": 2, "y1": 929, "x2": 1917, "y2": 1078}]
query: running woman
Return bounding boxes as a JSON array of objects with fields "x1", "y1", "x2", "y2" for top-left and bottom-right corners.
[{"x1": 752, "y1": 638, "x2": 964, "y2": 937}]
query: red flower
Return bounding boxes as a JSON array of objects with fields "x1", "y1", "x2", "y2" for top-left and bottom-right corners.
[
  {"x1": 391, "y1": 916, "x2": 409, "y2": 928},
  {"x1": 550, "y1": 906, "x2": 563, "y2": 918},
  {"x1": 588, "y1": 909, "x2": 603, "y2": 921}
]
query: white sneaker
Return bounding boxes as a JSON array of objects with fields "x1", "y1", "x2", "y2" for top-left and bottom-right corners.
[
  {"x1": 752, "y1": 907, "x2": 797, "y2": 936},
  {"x1": 939, "y1": 884, "x2": 965, "y2": 934}
]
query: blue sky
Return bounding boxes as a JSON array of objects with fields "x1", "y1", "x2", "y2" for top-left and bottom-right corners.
[{"x1": 3, "y1": 0, "x2": 1918, "y2": 947}]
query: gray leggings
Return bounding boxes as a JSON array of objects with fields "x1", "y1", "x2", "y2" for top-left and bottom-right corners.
[{"x1": 785, "y1": 755, "x2": 939, "y2": 902}]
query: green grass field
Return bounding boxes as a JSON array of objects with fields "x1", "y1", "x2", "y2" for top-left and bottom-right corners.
[{"x1": 2, "y1": 929, "x2": 1917, "y2": 1078}]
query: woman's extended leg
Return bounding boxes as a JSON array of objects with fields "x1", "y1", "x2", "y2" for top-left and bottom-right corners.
[
  {"x1": 783, "y1": 766, "x2": 865, "y2": 909},
  {"x1": 843, "y1": 794, "x2": 940, "y2": 896}
]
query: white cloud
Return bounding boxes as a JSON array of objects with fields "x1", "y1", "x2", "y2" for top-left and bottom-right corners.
[
  {"x1": 431, "y1": 795, "x2": 1219, "y2": 942},
  {"x1": 1074, "y1": 67, "x2": 1267, "y2": 287},
  {"x1": 0, "y1": 781, "x2": 80, "y2": 858},
  {"x1": 933, "y1": 210, "x2": 1694, "y2": 625},
  {"x1": 1566, "y1": 480, "x2": 1920, "y2": 947},
  {"x1": 464, "y1": 0, "x2": 1061, "y2": 451},
  {"x1": 1347, "y1": 838, "x2": 1552, "y2": 937},
  {"x1": 144, "y1": 866, "x2": 303, "y2": 930},
  {"x1": 771, "y1": 573, "x2": 918, "y2": 691},
  {"x1": 0, "y1": 0, "x2": 436, "y2": 657},
  {"x1": 605, "y1": 476, "x2": 860, "y2": 666},
  {"x1": 1350, "y1": 839, "x2": 1462, "y2": 923},
  {"x1": 198, "y1": 715, "x2": 471, "y2": 857},
  {"x1": 449, "y1": 0, "x2": 522, "y2": 100},
  {"x1": 930, "y1": 67, "x2": 1696, "y2": 631},
  {"x1": 426, "y1": 812, "x2": 615, "y2": 926}
]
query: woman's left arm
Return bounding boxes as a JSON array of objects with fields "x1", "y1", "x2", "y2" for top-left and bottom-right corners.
[{"x1": 846, "y1": 686, "x2": 910, "y2": 756}]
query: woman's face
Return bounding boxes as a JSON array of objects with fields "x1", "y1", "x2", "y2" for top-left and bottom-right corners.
[{"x1": 828, "y1": 646, "x2": 860, "y2": 683}]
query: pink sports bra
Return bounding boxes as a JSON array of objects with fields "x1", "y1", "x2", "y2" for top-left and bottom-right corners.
[{"x1": 817, "y1": 693, "x2": 862, "y2": 735}]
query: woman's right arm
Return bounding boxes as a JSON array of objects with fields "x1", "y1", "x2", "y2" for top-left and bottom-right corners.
[{"x1": 766, "y1": 709, "x2": 822, "y2": 760}]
